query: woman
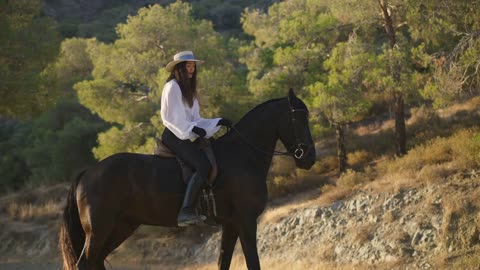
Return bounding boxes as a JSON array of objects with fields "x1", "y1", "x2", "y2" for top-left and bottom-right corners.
[{"x1": 161, "y1": 51, "x2": 231, "y2": 226}]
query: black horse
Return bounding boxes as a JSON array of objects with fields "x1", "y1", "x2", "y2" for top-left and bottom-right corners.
[{"x1": 59, "y1": 89, "x2": 316, "y2": 270}]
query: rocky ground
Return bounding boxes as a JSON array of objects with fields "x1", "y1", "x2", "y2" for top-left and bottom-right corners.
[
  {"x1": 3, "y1": 169, "x2": 479, "y2": 269},
  {"x1": 186, "y1": 169, "x2": 480, "y2": 269}
]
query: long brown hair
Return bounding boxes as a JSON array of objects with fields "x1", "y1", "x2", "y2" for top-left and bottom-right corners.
[{"x1": 166, "y1": 61, "x2": 197, "y2": 107}]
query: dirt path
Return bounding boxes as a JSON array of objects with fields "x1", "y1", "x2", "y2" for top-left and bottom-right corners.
[
  {"x1": 0, "y1": 261, "x2": 196, "y2": 270},
  {"x1": 0, "y1": 262, "x2": 60, "y2": 270}
]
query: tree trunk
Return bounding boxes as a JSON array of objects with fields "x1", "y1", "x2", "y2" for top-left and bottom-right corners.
[
  {"x1": 379, "y1": 0, "x2": 407, "y2": 156},
  {"x1": 378, "y1": 0, "x2": 396, "y2": 48},
  {"x1": 335, "y1": 124, "x2": 347, "y2": 173},
  {"x1": 394, "y1": 94, "x2": 407, "y2": 155}
]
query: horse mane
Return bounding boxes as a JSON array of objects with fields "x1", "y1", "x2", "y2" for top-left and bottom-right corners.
[
  {"x1": 241, "y1": 97, "x2": 286, "y2": 119},
  {"x1": 215, "y1": 97, "x2": 287, "y2": 142},
  {"x1": 215, "y1": 94, "x2": 308, "y2": 143},
  {"x1": 228, "y1": 95, "x2": 308, "y2": 128}
]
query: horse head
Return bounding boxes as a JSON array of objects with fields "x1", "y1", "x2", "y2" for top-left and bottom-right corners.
[{"x1": 277, "y1": 89, "x2": 316, "y2": 170}]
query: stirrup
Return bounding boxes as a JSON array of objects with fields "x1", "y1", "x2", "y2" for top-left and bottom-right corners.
[{"x1": 177, "y1": 214, "x2": 206, "y2": 227}]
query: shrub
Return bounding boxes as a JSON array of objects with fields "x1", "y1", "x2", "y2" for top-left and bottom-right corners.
[
  {"x1": 336, "y1": 169, "x2": 370, "y2": 189},
  {"x1": 316, "y1": 155, "x2": 338, "y2": 173},
  {"x1": 7, "y1": 200, "x2": 60, "y2": 221},
  {"x1": 450, "y1": 129, "x2": 480, "y2": 169},
  {"x1": 347, "y1": 150, "x2": 371, "y2": 168},
  {"x1": 375, "y1": 128, "x2": 480, "y2": 181}
]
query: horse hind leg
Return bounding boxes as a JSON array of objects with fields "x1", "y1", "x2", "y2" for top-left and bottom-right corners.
[
  {"x1": 98, "y1": 221, "x2": 139, "y2": 269},
  {"x1": 77, "y1": 231, "x2": 111, "y2": 270},
  {"x1": 76, "y1": 210, "x2": 115, "y2": 270}
]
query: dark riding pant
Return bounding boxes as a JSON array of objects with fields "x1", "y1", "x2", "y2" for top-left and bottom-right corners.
[
  {"x1": 162, "y1": 128, "x2": 211, "y2": 226},
  {"x1": 161, "y1": 128, "x2": 211, "y2": 180}
]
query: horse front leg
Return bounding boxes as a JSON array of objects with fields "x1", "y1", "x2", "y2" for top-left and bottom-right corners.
[
  {"x1": 237, "y1": 217, "x2": 260, "y2": 270},
  {"x1": 218, "y1": 222, "x2": 239, "y2": 270}
]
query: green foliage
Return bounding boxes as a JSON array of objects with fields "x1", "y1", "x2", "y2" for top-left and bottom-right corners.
[
  {"x1": 0, "y1": 119, "x2": 31, "y2": 191},
  {"x1": 362, "y1": 39, "x2": 427, "y2": 107},
  {"x1": 0, "y1": 0, "x2": 62, "y2": 118},
  {"x1": 2, "y1": 0, "x2": 480, "y2": 195},
  {"x1": 312, "y1": 35, "x2": 372, "y2": 124},
  {"x1": 0, "y1": 99, "x2": 107, "y2": 191},
  {"x1": 77, "y1": 4, "x2": 135, "y2": 42},
  {"x1": 240, "y1": 0, "x2": 340, "y2": 100},
  {"x1": 408, "y1": 0, "x2": 480, "y2": 106},
  {"x1": 41, "y1": 37, "x2": 97, "y2": 100},
  {"x1": 74, "y1": 2, "x2": 247, "y2": 158},
  {"x1": 21, "y1": 99, "x2": 108, "y2": 184},
  {"x1": 92, "y1": 124, "x2": 156, "y2": 160},
  {"x1": 407, "y1": 0, "x2": 479, "y2": 49},
  {"x1": 191, "y1": 0, "x2": 246, "y2": 37}
]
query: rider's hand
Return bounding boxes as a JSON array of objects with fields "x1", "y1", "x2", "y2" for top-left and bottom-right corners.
[
  {"x1": 217, "y1": 118, "x2": 232, "y2": 128},
  {"x1": 192, "y1": 126, "x2": 207, "y2": 138}
]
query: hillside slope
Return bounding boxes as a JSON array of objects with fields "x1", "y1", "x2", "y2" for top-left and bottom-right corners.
[
  {"x1": 190, "y1": 170, "x2": 480, "y2": 269},
  {"x1": 1, "y1": 98, "x2": 480, "y2": 269},
  {"x1": 2, "y1": 170, "x2": 478, "y2": 270}
]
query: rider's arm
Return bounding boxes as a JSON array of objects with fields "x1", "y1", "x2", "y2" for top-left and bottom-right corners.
[{"x1": 192, "y1": 99, "x2": 221, "y2": 138}]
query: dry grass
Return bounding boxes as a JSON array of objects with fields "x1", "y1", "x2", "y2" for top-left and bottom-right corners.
[
  {"x1": 267, "y1": 173, "x2": 325, "y2": 199},
  {"x1": 347, "y1": 150, "x2": 371, "y2": 168},
  {"x1": 469, "y1": 187, "x2": 480, "y2": 209},
  {"x1": 7, "y1": 199, "x2": 61, "y2": 221},
  {"x1": 336, "y1": 170, "x2": 371, "y2": 189},
  {"x1": 315, "y1": 155, "x2": 338, "y2": 174},
  {"x1": 259, "y1": 203, "x2": 306, "y2": 224},
  {"x1": 418, "y1": 163, "x2": 455, "y2": 184},
  {"x1": 316, "y1": 243, "x2": 337, "y2": 262},
  {"x1": 267, "y1": 106, "x2": 479, "y2": 207},
  {"x1": 438, "y1": 190, "x2": 471, "y2": 250},
  {"x1": 383, "y1": 211, "x2": 396, "y2": 223},
  {"x1": 436, "y1": 96, "x2": 480, "y2": 119},
  {"x1": 354, "y1": 118, "x2": 395, "y2": 136},
  {"x1": 390, "y1": 230, "x2": 410, "y2": 244},
  {"x1": 432, "y1": 246, "x2": 480, "y2": 270},
  {"x1": 185, "y1": 253, "x2": 407, "y2": 270},
  {"x1": 351, "y1": 224, "x2": 376, "y2": 245},
  {"x1": 364, "y1": 172, "x2": 416, "y2": 195},
  {"x1": 351, "y1": 131, "x2": 475, "y2": 195},
  {"x1": 316, "y1": 184, "x2": 354, "y2": 206},
  {"x1": 365, "y1": 128, "x2": 480, "y2": 195},
  {"x1": 270, "y1": 156, "x2": 296, "y2": 176}
]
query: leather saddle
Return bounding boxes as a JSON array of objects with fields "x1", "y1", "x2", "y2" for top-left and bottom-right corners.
[{"x1": 154, "y1": 137, "x2": 218, "y2": 186}]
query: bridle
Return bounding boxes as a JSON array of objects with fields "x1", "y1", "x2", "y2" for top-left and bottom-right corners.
[
  {"x1": 289, "y1": 108, "x2": 311, "y2": 159},
  {"x1": 230, "y1": 103, "x2": 312, "y2": 160}
]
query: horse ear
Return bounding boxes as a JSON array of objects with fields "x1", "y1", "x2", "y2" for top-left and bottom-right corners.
[
  {"x1": 288, "y1": 88, "x2": 296, "y2": 99},
  {"x1": 288, "y1": 88, "x2": 297, "y2": 108}
]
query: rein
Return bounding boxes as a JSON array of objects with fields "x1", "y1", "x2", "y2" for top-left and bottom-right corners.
[
  {"x1": 229, "y1": 108, "x2": 312, "y2": 160},
  {"x1": 230, "y1": 126, "x2": 291, "y2": 157}
]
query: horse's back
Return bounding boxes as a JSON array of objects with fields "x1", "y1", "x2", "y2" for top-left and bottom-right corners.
[{"x1": 77, "y1": 152, "x2": 186, "y2": 226}]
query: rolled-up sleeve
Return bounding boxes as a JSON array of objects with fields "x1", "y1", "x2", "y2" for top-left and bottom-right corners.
[{"x1": 160, "y1": 81, "x2": 197, "y2": 140}]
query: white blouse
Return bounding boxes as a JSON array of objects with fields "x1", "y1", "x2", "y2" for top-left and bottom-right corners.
[{"x1": 160, "y1": 80, "x2": 221, "y2": 140}]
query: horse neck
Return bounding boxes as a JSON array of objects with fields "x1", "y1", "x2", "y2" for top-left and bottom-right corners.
[{"x1": 228, "y1": 99, "x2": 287, "y2": 171}]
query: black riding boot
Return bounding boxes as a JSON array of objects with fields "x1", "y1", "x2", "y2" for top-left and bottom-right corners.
[{"x1": 178, "y1": 173, "x2": 206, "y2": 226}]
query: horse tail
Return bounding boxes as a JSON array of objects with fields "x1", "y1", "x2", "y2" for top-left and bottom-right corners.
[{"x1": 59, "y1": 169, "x2": 86, "y2": 270}]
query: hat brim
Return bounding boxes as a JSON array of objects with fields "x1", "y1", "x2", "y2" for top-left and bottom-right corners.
[{"x1": 166, "y1": 59, "x2": 202, "y2": 72}]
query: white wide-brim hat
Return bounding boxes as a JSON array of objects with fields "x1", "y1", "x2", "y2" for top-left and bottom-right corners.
[{"x1": 165, "y1": 51, "x2": 202, "y2": 72}]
